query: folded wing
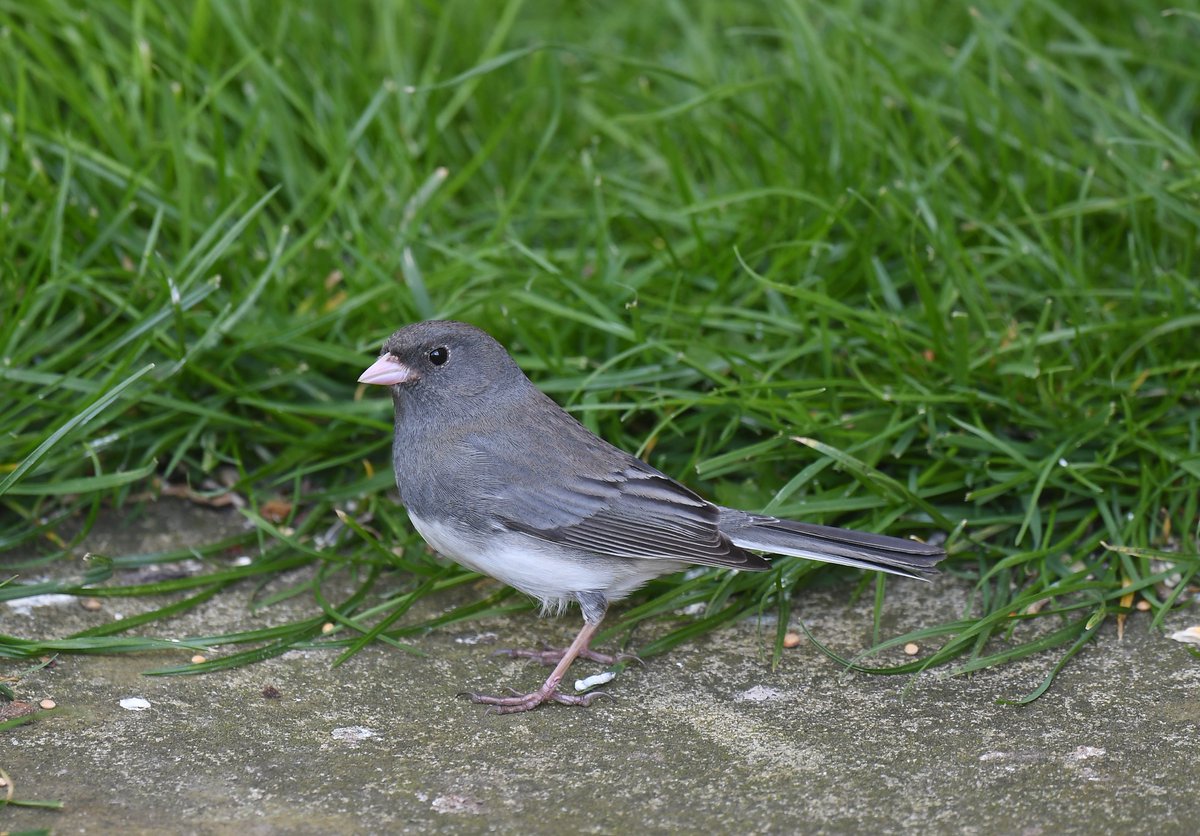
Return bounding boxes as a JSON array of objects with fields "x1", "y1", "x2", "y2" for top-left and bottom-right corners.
[{"x1": 489, "y1": 455, "x2": 770, "y2": 571}]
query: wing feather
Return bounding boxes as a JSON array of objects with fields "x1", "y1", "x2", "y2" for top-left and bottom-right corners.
[{"x1": 481, "y1": 450, "x2": 769, "y2": 570}]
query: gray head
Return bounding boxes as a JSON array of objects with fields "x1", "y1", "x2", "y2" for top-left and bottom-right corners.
[{"x1": 358, "y1": 320, "x2": 528, "y2": 407}]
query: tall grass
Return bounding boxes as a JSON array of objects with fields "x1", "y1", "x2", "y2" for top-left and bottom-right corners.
[{"x1": 1, "y1": 0, "x2": 1197, "y2": 699}]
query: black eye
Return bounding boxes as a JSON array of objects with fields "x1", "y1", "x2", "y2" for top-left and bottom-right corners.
[{"x1": 427, "y1": 346, "x2": 449, "y2": 366}]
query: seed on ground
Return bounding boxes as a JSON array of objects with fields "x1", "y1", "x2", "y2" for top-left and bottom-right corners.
[{"x1": 904, "y1": 643, "x2": 920, "y2": 655}]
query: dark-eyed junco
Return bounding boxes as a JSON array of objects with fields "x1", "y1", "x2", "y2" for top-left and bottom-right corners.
[{"x1": 359, "y1": 321, "x2": 944, "y2": 713}]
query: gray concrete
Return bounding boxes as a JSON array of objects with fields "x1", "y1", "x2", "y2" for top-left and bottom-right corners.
[{"x1": 2, "y1": 501, "x2": 1198, "y2": 834}]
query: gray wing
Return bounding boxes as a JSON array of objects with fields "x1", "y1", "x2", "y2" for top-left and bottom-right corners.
[{"x1": 470, "y1": 435, "x2": 769, "y2": 571}]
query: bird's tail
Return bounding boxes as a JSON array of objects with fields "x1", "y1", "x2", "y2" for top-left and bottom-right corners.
[{"x1": 721, "y1": 511, "x2": 945, "y2": 580}]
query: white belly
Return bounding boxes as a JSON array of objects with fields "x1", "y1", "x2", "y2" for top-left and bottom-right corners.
[{"x1": 407, "y1": 512, "x2": 680, "y2": 609}]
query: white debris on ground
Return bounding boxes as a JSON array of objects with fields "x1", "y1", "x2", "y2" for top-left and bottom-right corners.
[
  {"x1": 574, "y1": 671, "x2": 615, "y2": 692},
  {"x1": 331, "y1": 726, "x2": 378, "y2": 742},
  {"x1": 1167, "y1": 626, "x2": 1200, "y2": 645},
  {"x1": 454, "y1": 632, "x2": 498, "y2": 645},
  {"x1": 733, "y1": 685, "x2": 786, "y2": 702},
  {"x1": 4, "y1": 593, "x2": 77, "y2": 616}
]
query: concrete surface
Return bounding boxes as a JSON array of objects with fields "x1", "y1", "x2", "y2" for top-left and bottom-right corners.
[{"x1": 2, "y1": 502, "x2": 1198, "y2": 834}]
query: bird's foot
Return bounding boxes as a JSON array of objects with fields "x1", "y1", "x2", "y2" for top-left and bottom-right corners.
[
  {"x1": 492, "y1": 645, "x2": 637, "y2": 667},
  {"x1": 460, "y1": 686, "x2": 613, "y2": 715}
]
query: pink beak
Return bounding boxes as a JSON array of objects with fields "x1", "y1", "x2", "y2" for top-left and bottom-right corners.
[{"x1": 358, "y1": 354, "x2": 416, "y2": 386}]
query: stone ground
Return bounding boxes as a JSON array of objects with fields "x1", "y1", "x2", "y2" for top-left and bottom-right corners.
[{"x1": 2, "y1": 502, "x2": 1198, "y2": 835}]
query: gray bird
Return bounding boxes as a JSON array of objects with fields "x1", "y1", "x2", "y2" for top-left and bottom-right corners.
[{"x1": 359, "y1": 320, "x2": 944, "y2": 713}]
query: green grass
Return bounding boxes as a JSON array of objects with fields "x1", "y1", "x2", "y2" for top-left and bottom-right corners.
[{"x1": 1, "y1": 0, "x2": 1198, "y2": 701}]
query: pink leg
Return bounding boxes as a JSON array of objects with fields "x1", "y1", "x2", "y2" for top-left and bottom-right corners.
[
  {"x1": 493, "y1": 644, "x2": 636, "y2": 666},
  {"x1": 464, "y1": 620, "x2": 612, "y2": 714}
]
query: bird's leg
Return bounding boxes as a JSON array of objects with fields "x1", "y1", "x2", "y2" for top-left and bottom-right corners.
[
  {"x1": 491, "y1": 590, "x2": 636, "y2": 667},
  {"x1": 492, "y1": 643, "x2": 632, "y2": 666},
  {"x1": 464, "y1": 619, "x2": 611, "y2": 713}
]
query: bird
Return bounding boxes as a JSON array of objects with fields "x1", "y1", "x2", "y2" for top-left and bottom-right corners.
[{"x1": 358, "y1": 320, "x2": 945, "y2": 713}]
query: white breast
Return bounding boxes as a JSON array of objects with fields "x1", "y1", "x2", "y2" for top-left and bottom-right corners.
[{"x1": 407, "y1": 512, "x2": 681, "y2": 611}]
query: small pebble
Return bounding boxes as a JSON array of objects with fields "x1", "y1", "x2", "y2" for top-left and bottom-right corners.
[
  {"x1": 262, "y1": 685, "x2": 281, "y2": 699},
  {"x1": 80, "y1": 597, "x2": 102, "y2": 611},
  {"x1": 1136, "y1": 600, "x2": 1151, "y2": 612},
  {"x1": 39, "y1": 699, "x2": 56, "y2": 710},
  {"x1": 783, "y1": 632, "x2": 801, "y2": 648},
  {"x1": 904, "y1": 643, "x2": 920, "y2": 656},
  {"x1": 190, "y1": 654, "x2": 207, "y2": 664},
  {"x1": 260, "y1": 498, "x2": 293, "y2": 523}
]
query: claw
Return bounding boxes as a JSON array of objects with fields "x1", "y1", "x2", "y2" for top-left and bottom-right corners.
[
  {"x1": 460, "y1": 685, "x2": 617, "y2": 714},
  {"x1": 457, "y1": 620, "x2": 616, "y2": 713},
  {"x1": 573, "y1": 690, "x2": 614, "y2": 705}
]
